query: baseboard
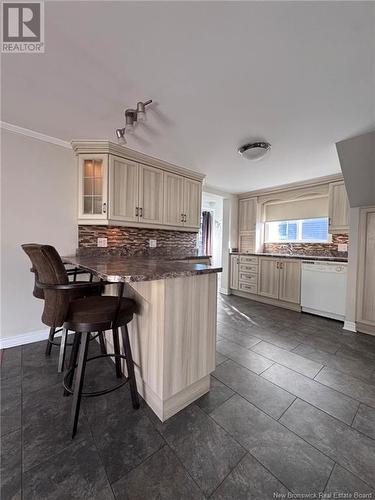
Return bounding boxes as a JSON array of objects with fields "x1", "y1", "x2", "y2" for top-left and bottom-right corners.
[
  {"x1": 0, "y1": 328, "x2": 55, "y2": 349},
  {"x1": 343, "y1": 321, "x2": 357, "y2": 332}
]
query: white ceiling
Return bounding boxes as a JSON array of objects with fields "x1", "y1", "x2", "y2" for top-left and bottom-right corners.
[{"x1": 2, "y1": 1, "x2": 374, "y2": 193}]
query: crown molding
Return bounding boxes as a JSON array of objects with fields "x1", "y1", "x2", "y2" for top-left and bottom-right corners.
[
  {"x1": 0, "y1": 121, "x2": 72, "y2": 149},
  {"x1": 203, "y1": 184, "x2": 237, "y2": 199},
  {"x1": 71, "y1": 140, "x2": 206, "y2": 181},
  {"x1": 238, "y1": 173, "x2": 344, "y2": 199}
]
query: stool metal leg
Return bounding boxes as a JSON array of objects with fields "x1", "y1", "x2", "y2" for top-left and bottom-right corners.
[
  {"x1": 45, "y1": 327, "x2": 55, "y2": 356},
  {"x1": 121, "y1": 325, "x2": 140, "y2": 409},
  {"x1": 98, "y1": 331, "x2": 107, "y2": 355},
  {"x1": 112, "y1": 328, "x2": 123, "y2": 378},
  {"x1": 71, "y1": 331, "x2": 90, "y2": 438},
  {"x1": 63, "y1": 332, "x2": 81, "y2": 397},
  {"x1": 57, "y1": 328, "x2": 68, "y2": 373}
]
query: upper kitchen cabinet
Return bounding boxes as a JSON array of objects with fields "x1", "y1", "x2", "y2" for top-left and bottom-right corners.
[
  {"x1": 78, "y1": 154, "x2": 108, "y2": 220},
  {"x1": 239, "y1": 197, "x2": 257, "y2": 232},
  {"x1": 328, "y1": 181, "x2": 349, "y2": 233},
  {"x1": 73, "y1": 141, "x2": 204, "y2": 232},
  {"x1": 109, "y1": 156, "x2": 139, "y2": 222}
]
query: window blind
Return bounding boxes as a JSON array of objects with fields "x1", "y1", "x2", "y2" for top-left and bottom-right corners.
[{"x1": 264, "y1": 196, "x2": 328, "y2": 222}]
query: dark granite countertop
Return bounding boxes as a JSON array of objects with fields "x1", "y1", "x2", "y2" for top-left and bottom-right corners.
[
  {"x1": 75, "y1": 247, "x2": 211, "y2": 261},
  {"x1": 230, "y1": 252, "x2": 348, "y2": 262},
  {"x1": 63, "y1": 254, "x2": 221, "y2": 283}
]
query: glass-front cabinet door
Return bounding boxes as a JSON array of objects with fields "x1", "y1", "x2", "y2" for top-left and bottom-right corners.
[{"x1": 78, "y1": 154, "x2": 108, "y2": 219}]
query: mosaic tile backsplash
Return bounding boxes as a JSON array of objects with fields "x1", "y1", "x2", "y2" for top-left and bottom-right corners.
[
  {"x1": 78, "y1": 225, "x2": 198, "y2": 257},
  {"x1": 263, "y1": 234, "x2": 349, "y2": 258}
]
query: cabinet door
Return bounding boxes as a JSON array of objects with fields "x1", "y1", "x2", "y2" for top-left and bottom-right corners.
[
  {"x1": 78, "y1": 154, "x2": 108, "y2": 219},
  {"x1": 278, "y1": 260, "x2": 301, "y2": 304},
  {"x1": 258, "y1": 258, "x2": 279, "y2": 299},
  {"x1": 163, "y1": 172, "x2": 184, "y2": 226},
  {"x1": 239, "y1": 198, "x2": 257, "y2": 232},
  {"x1": 357, "y1": 207, "x2": 375, "y2": 332},
  {"x1": 328, "y1": 182, "x2": 349, "y2": 233},
  {"x1": 184, "y1": 178, "x2": 202, "y2": 228},
  {"x1": 138, "y1": 164, "x2": 163, "y2": 224},
  {"x1": 109, "y1": 157, "x2": 139, "y2": 222},
  {"x1": 230, "y1": 255, "x2": 239, "y2": 290}
]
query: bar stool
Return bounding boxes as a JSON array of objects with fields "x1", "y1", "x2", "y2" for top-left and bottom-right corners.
[
  {"x1": 22, "y1": 244, "x2": 139, "y2": 437},
  {"x1": 28, "y1": 261, "x2": 107, "y2": 372}
]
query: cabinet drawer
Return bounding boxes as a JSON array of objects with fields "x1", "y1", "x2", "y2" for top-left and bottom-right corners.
[
  {"x1": 239, "y1": 272, "x2": 258, "y2": 284},
  {"x1": 239, "y1": 282, "x2": 258, "y2": 294},
  {"x1": 240, "y1": 256, "x2": 258, "y2": 264},
  {"x1": 240, "y1": 264, "x2": 258, "y2": 273}
]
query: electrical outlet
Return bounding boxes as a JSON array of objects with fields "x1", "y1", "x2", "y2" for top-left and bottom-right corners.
[
  {"x1": 149, "y1": 239, "x2": 157, "y2": 248},
  {"x1": 338, "y1": 243, "x2": 348, "y2": 252},
  {"x1": 97, "y1": 238, "x2": 108, "y2": 248}
]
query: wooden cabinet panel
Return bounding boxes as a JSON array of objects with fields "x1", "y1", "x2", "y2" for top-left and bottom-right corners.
[
  {"x1": 278, "y1": 260, "x2": 301, "y2": 304},
  {"x1": 258, "y1": 258, "x2": 279, "y2": 299},
  {"x1": 109, "y1": 157, "x2": 139, "y2": 222},
  {"x1": 139, "y1": 164, "x2": 163, "y2": 224},
  {"x1": 357, "y1": 207, "x2": 375, "y2": 334},
  {"x1": 230, "y1": 255, "x2": 239, "y2": 290},
  {"x1": 239, "y1": 198, "x2": 257, "y2": 232},
  {"x1": 184, "y1": 179, "x2": 202, "y2": 228},
  {"x1": 328, "y1": 181, "x2": 349, "y2": 233},
  {"x1": 78, "y1": 154, "x2": 108, "y2": 219},
  {"x1": 240, "y1": 255, "x2": 258, "y2": 264},
  {"x1": 163, "y1": 172, "x2": 184, "y2": 226}
]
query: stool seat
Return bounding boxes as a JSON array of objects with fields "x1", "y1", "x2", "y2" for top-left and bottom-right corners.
[{"x1": 66, "y1": 296, "x2": 136, "y2": 331}]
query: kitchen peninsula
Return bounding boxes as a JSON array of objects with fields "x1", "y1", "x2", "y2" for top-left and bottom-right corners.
[{"x1": 64, "y1": 253, "x2": 222, "y2": 421}]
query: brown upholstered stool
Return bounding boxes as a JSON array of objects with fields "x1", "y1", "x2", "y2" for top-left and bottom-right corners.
[
  {"x1": 22, "y1": 244, "x2": 139, "y2": 437},
  {"x1": 28, "y1": 258, "x2": 106, "y2": 372}
]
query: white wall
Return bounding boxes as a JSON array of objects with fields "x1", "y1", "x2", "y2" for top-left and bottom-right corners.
[{"x1": 1, "y1": 129, "x2": 77, "y2": 341}]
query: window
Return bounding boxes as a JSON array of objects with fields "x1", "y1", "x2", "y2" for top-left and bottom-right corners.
[{"x1": 265, "y1": 217, "x2": 329, "y2": 243}]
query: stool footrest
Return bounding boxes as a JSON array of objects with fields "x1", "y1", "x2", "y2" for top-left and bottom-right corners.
[{"x1": 63, "y1": 352, "x2": 129, "y2": 397}]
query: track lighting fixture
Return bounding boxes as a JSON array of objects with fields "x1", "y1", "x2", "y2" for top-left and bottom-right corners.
[{"x1": 115, "y1": 99, "x2": 152, "y2": 143}]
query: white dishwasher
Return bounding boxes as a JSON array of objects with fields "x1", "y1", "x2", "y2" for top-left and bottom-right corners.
[{"x1": 301, "y1": 261, "x2": 347, "y2": 321}]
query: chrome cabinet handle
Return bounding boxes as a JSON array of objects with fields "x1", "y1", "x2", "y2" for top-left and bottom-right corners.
[
  {"x1": 181, "y1": 213, "x2": 184, "y2": 222},
  {"x1": 136, "y1": 207, "x2": 139, "y2": 217},
  {"x1": 102, "y1": 202, "x2": 107, "y2": 214},
  {"x1": 139, "y1": 207, "x2": 143, "y2": 217},
  {"x1": 276, "y1": 262, "x2": 279, "y2": 269},
  {"x1": 184, "y1": 214, "x2": 187, "y2": 222}
]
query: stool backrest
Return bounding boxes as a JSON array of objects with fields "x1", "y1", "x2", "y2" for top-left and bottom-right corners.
[{"x1": 22, "y1": 244, "x2": 69, "y2": 327}]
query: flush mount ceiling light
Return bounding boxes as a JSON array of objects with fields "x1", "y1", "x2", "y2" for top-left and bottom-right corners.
[
  {"x1": 115, "y1": 99, "x2": 152, "y2": 143},
  {"x1": 238, "y1": 142, "x2": 271, "y2": 161}
]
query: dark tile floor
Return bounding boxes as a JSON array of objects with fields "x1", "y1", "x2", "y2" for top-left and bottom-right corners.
[{"x1": 2, "y1": 294, "x2": 375, "y2": 499}]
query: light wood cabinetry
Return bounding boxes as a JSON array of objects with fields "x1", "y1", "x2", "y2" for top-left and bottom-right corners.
[
  {"x1": 356, "y1": 207, "x2": 375, "y2": 335},
  {"x1": 78, "y1": 154, "x2": 108, "y2": 220},
  {"x1": 328, "y1": 181, "x2": 349, "y2": 233},
  {"x1": 230, "y1": 255, "x2": 239, "y2": 290},
  {"x1": 74, "y1": 141, "x2": 204, "y2": 232},
  {"x1": 139, "y1": 164, "x2": 164, "y2": 224},
  {"x1": 278, "y1": 260, "x2": 301, "y2": 304},
  {"x1": 239, "y1": 198, "x2": 257, "y2": 231},
  {"x1": 258, "y1": 258, "x2": 280, "y2": 299},
  {"x1": 110, "y1": 157, "x2": 139, "y2": 222}
]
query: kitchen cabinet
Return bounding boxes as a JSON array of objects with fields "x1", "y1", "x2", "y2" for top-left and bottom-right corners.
[
  {"x1": 230, "y1": 255, "x2": 239, "y2": 290},
  {"x1": 259, "y1": 257, "x2": 301, "y2": 304},
  {"x1": 258, "y1": 258, "x2": 280, "y2": 299},
  {"x1": 184, "y1": 178, "x2": 202, "y2": 228},
  {"x1": 74, "y1": 141, "x2": 204, "y2": 231},
  {"x1": 278, "y1": 260, "x2": 301, "y2": 304},
  {"x1": 239, "y1": 198, "x2": 257, "y2": 232},
  {"x1": 139, "y1": 164, "x2": 164, "y2": 224},
  {"x1": 163, "y1": 172, "x2": 185, "y2": 227},
  {"x1": 356, "y1": 207, "x2": 375, "y2": 335},
  {"x1": 109, "y1": 157, "x2": 139, "y2": 222},
  {"x1": 328, "y1": 181, "x2": 349, "y2": 233},
  {"x1": 78, "y1": 154, "x2": 108, "y2": 220}
]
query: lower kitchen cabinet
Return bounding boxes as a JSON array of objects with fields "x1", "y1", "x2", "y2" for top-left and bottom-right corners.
[
  {"x1": 258, "y1": 257, "x2": 279, "y2": 300},
  {"x1": 230, "y1": 254, "x2": 301, "y2": 309},
  {"x1": 278, "y1": 259, "x2": 301, "y2": 304}
]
